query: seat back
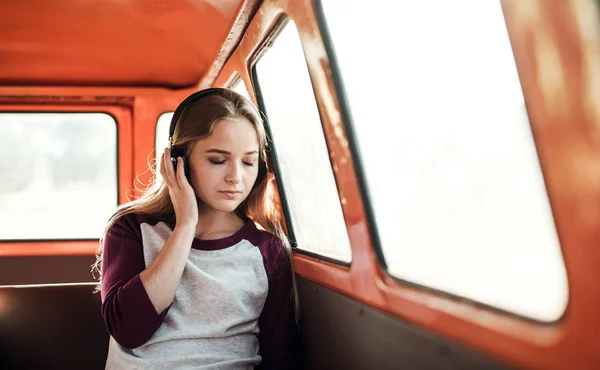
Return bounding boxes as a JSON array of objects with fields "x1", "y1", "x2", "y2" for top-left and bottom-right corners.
[{"x1": 0, "y1": 283, "x2": 108, "y2": 370}]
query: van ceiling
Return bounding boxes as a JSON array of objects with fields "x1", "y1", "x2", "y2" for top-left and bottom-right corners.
[{"x1": 0, "y1": 0, "x2": 244, "y2": 88}]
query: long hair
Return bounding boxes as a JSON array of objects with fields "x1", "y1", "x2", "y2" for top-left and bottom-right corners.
[{"x1": 92, "y1": 88, "x2": 299, "y2": 318}]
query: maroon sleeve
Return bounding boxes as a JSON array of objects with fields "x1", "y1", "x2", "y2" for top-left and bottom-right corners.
[
  {"x1": 256, "y1": 237, "x2": 306, "y2": 370},
  {"x1": 100, "y1": 213, "x2": 170, "y2": 349}
]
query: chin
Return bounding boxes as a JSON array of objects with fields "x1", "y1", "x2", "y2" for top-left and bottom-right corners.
[{"x1": 208, "y1": 200, "x2": 243, "y2": 213}]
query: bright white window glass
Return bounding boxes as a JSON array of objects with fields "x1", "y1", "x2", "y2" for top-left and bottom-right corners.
[
  {"x1": 0, "y1": 113, "x2": 117, "y2": 240},
  {"x1": 231, "y1": 77, "x2": 251, "y2": 101},
  {"x1": 155, "y1": 112, "x2": 174, "y2": 183},
  {"x1": 320, "y1": 0, "x2": 568, "y2": 321},
  {"x1": 255, "y1": 20, "x2": 352, "y2": 263}
]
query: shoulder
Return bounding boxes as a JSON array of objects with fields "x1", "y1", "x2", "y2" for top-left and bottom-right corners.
[
  {"x1": 101, "y1": 212, "x2": 165, "y2": 272},
  {"x1": 106, "y1": 211, "x2": 163, "y2": 235},
  {"x1": 105, "y1": 213, "x2": 139, "y2": 238},
  {"x1": 103, "y1": 212, "x2": 165, "y2": 244},
  {"x1": 245, "y1": 225, "x2": 291, "y2": 279}
]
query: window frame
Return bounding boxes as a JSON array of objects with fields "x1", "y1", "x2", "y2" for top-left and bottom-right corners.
[
  {"x1": 251, "y1": 17, "x2": 352, "y2": 266},
  {"x1": 312, "y1": 0, "x2": 569, "y2": 323},
  {"x1": 0, "y1": 104, "x2": 132, "y2": 255}
]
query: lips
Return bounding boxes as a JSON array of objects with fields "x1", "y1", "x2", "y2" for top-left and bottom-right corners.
[{"x1": 219, "y1": 190, "x2": 242, "y2": 199}]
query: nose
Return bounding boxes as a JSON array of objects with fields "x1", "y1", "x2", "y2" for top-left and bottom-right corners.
[{"x1": 225, "y1": 162, "x2": 242, "y2": 185}]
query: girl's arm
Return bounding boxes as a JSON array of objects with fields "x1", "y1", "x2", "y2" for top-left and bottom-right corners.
[
  {"x1": 257, "y1": 238, "x2": 306, "y2": 370},
  {"x1": 101, "y1": 150, "x2": 198, "y2": 349},
  {"x1": 139, "y1": 223, "x2": 194, "y2": 313},
  {"x1": 101, "y1": 214, "x2": 194, "y2": 349},
  {"x1": 100, "y1": 214, "x2": 169, "y2": 349},
  {"x1": 140, "y1": 149, "x2": 198, "y2": 313}
]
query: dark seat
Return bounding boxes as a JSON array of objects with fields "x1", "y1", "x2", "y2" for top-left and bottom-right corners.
[{"x1": 0, "y1": 283, "x2": 108, "y2": 370}]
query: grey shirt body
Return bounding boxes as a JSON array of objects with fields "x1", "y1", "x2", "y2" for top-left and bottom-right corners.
[{"x1": 100, "y1": 214, "x2": 302, "y2": 370}]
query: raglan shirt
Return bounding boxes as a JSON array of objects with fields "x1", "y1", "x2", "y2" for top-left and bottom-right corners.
[{"x1": 100, "y1": 213, "x2": 304, "y2": 370}]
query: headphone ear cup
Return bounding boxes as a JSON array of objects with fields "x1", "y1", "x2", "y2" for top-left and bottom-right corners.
[{"x1": 170, "y1": 146, "x2": 190, "y2": 180}]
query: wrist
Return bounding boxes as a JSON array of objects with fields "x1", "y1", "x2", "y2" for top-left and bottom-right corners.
[{"x1": 174, "y1": 222, "x2": 196, "y2": 234}]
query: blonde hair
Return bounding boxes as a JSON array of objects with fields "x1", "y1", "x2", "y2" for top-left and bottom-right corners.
[{"x1": 92, "y1": 88, "x2": 299, "y2": 318}]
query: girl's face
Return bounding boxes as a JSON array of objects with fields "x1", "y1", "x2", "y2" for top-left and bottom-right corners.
[{"x1": 188, "y1": 117, "x2": 260, "y2": 213}]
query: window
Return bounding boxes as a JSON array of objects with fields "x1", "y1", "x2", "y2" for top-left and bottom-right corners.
[
  {"x1": 0, "y1": 113, "x2": 117, "y2": 240},
  {"x1": 255, "y1": 20, "x2": 352, "y2": 263},
  {"x1": 319, "y1": 0, "x2": 568, "y2": 321},
  {"x1": 155, "y1": 112, "x2": 174, "y2": 181}
]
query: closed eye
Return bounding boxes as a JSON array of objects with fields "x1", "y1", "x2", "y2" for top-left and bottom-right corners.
[
  {"x1": 209, "y1": 159, "x2": 226, "y2": 165},
  {"x1": 243, "y1": 161, "x2": 255, "y2": 167}
]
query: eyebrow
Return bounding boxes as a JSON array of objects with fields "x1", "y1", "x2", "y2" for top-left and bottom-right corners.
[{"x1": 206, "y1": 149, "x2": 259, "y2": 155}]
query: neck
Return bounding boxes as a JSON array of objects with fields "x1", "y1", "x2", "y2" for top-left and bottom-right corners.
[{"x1": 194, "y1": 205, "x2": 245, "y2": 240}]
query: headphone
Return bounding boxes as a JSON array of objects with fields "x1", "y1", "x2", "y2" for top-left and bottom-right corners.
[{"x1": 168, "y1": 88, "x2": 268, "y2": 189}]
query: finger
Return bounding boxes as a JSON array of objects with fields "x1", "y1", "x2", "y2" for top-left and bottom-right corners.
[
  {"x1": 159, "y1": 150, "x2": 172, "y2": 188},
  {"x1": 164, "y1": 148, "x2": 180, "y2": 191},
  {"x1": 175, "y1": 157, "x2": 190, "y2": 188}
]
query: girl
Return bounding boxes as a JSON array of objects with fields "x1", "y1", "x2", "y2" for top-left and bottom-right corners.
[{"x1": 94, "y1": 88, "x2": 304, "y2": 369}]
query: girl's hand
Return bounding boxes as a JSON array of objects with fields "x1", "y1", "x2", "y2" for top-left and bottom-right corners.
[{"x1": 160, "y1": 148, "x2": 198, "y2": 229}]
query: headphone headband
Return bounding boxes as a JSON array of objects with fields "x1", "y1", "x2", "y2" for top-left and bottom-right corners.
[{"x1": 168, "y1": 87, "x2": 227, "y2": 143}]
